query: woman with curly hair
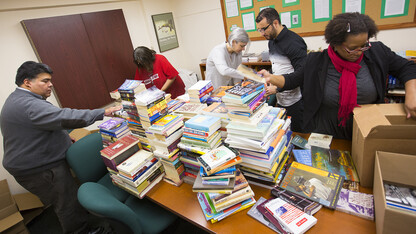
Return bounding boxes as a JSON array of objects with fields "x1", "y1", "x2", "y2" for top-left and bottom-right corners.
[{"x1": 259, "y1": 13, "x2": 416, "y2": 139}]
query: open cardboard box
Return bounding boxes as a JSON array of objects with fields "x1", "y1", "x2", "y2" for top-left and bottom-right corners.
[
  {"x1": 352, "y1": 103, "x2": 416, "y2": 187},
  {"x1": 0, "y1": 180, "x2": 44, "y2": 234},
  {"x1": 373, "y1": 151, "x2": 416, "y2": 234},
  {"x1": 69, "y1": 128, "x2": 93, "y2": 141}
]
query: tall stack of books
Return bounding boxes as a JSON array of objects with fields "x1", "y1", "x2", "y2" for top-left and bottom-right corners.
[
  {"x1": 188, "y1": 80, "x2": 213, "y2": 104},
  {"x1": 118, "y1": 79, "x2": 146, "y2": 122},
  {"x1": 146, "y1": 114, "x2": 185, "y2": 186},
  {"x1": 225, "y1": 105, "x2": 293, "y2": 189},
  {"x1": 135, "y1": 86, "x2": 167, "y2": 130},
  {"x1": 178, "y1": 114, "x2": 222, "y2": 184},
  {"x1": 114, "y1": 149, "x2": 165, "y2": 199},
  {"x1": 195, "y1": 146, "x2": 255, "y2": 223},
  {"x1": 222, "y1": 80, "x2": 266, "y2": 123},
  {"x1": 98, "y1": 117, "x2": 131, "y2": 147}
]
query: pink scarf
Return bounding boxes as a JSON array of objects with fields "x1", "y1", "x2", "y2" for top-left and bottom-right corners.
[{"x1": 327, "y1": 45, "x2": 363, "y2": 126}]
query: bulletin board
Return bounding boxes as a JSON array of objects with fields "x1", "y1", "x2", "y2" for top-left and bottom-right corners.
[{"x1": 220, "y1": 0, "x2": 416, "y2": 41}]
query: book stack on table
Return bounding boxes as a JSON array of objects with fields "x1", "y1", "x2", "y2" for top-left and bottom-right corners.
[
  {"x1": 205, "y1": 86, "x2": 232, "y2": 105},
  {"x1": 224, "y1": 100, "x2": 293, "y2": 189},
  {"x1": 173, "y1": 102, "x2": 207, "y2": 120},
  {"x1": 134, "y1": 86, "x2": 167, "y2": 130},
  {"x1": 146, "y1": 114, "x2": 185, "y2": 186},
  {"x1": 195, "y1": 145, "x2": 256, "y2": 223},
  {"x1": 188, "y1": 80, "x2": 213, "y2": 104},
  {"x1": 99, "y1": 135, "x2": 165, "y2": 199},
  {"x1": 98, "y1": 117, "x2": 131, "y2": 147},
  {"x1": 178, "y1": 114, "x2": 222, "y2": 184}
]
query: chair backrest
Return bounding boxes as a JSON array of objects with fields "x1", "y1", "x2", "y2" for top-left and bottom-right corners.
[{"x1": 66, "y1": 132, "x2": 108, "y2": 183}]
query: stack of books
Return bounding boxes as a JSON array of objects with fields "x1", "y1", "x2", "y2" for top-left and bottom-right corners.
[
  {"x1": 241, "y1": 53, "x2": 261, "y2": 62},
  {"x1": 135, "y1": 86, "x2": 167, "y2": 130},
  {"x1": 196, "y1": 165, "x2": 255, "y2": 223},
  {"x1": 173, "y1": 102, "x2": 207, "y2": 120},
  {"x1": 181, "y1": 115, "x2": 222, "y2": 151},
  {"x1": 146, "y1": 114, "x2": 185, "y2": 186},
  {"x1": 118, "y1": 79, "x2": 146, "y2": 122},
  {"x1": 100, "y1": 134, "x2": 141, "y2": 172},
  {"x1": 98, "y1": 117, "x2": 131, "y2": 147},
  {"x1": 188, "y1": 80, "x2": 213, "y2": 104},
  {"x1": 178, "y1": 114, "x2": 222, "y2": 184},
  {"x1": 126, "y1": 117, "x2": 151, "y2": 151},
  {"x1": 225, "y1": 106, "x2": 292, "y2": 189},
  {"x1": 114, "y1": 149, "x2": 165, "y2": 199},
  {"x1": 222, "y1": 81, "x2": 267, "y2": 123}
]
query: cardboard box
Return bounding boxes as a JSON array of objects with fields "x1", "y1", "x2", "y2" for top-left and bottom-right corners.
[
  {"x1": 352, "y1": 103, "x2": 416, "y2": 187},
  {"x1": 0, "y1": 180, "x2": 44, "y2": 234},
  {"x1": 373, "y1": 151, "x2": 416, "y2": 234}
]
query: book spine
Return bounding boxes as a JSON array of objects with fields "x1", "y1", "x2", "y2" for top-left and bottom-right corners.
[
  {"x1": 183, "y1": 127, "x2": 209, "y2": 137},
  {"x1": 132, "y1": 161, "x2": 162, "y2": 187},
  {"x1": 199, "y1": 86, "x2": 214, "y2": 98}
]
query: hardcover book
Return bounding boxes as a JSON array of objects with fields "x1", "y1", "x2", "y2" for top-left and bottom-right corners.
[
  {"x1": 336, "y1": 188, "x2": 374, "y2": 220},
  {"x1": 247, "y1": 197, "x2": 283, "y2": 233},
  {"x1": 279, "y1": 161, "x2": 344, "y2": 209},
  {"x1": 271, "y1": 187, "x2": 322, "y2": 215},
  {"x1": 264, "y1": 197, "x2": 317, "y2": 234},
  {"x1": 184, "y1": 115, "x2": 221, "y2": 133},
  {"x1": 100, "y1": 135, "x2": 141, "y2": 171},
  {"x1": 291, "y1": 135, "x2": 311, "y2": 149},
  {"x1": 310, "y1": 146, "x2": 359, "y2": 182}
]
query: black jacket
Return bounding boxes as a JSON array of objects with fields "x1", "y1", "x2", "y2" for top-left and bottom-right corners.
[{"x1": 282, "y1": 41, "x2": 416, "y2": 133}]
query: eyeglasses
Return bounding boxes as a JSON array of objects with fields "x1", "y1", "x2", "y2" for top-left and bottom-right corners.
[
  {"x1": 343, "y1": 41, "x2": 371, "y2": 54},
  {"x1": 257, "y1": 22, "x2": 273, "y2": 33}
]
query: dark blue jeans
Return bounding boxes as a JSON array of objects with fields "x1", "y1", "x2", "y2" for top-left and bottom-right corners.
[{"x1": 14, "y1": 161, "x2": 89, "y2": 233}]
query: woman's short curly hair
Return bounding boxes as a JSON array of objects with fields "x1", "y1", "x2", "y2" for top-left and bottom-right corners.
[{"x1": 325, "y1": 12, "x2": 379, "y2": 46}]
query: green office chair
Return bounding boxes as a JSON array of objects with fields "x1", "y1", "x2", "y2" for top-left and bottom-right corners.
[{"x1": 66, "y1": 132, "x2": 177, "y2": 234}]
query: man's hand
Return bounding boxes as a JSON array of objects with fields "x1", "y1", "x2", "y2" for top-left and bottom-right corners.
[
  {"x1": 104, "y1": 105, "x2": 123, "y2": 117},
  {"x1": 257, "y1": 69, "x2": 271, "y2": 84},
  {"x1": 404, "y1": 79, "x2": 416, "y2": 119},
  {"x1": 265, "y1": 84, "x2": 277, "y2": 96}
]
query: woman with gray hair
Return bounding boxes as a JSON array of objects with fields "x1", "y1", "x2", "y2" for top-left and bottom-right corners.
[{"x1": 205, "y1": 27, "x2": 250, "y2": 89}]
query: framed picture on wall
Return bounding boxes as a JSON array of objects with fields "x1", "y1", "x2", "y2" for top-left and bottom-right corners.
[{"x1": 151, "y1": 12, "x2": 179, "y2": 52}]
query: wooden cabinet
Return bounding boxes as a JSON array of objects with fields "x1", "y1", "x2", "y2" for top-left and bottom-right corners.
[{"x1": 22, "y1": 10, "x2": 136, "y2": 109}]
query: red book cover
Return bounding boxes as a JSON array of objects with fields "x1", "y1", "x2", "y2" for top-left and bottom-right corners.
[{"x1": 100, "y1": 135, "x2": 140, "y2": 159}]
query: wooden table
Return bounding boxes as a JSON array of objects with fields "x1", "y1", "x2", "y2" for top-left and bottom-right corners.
[
  {"x1": 199, "y1": 61, "x2": 271, "y2": 80},
  {"x1": 146, "y1": 134, "x2": 376, "y2": 234}
]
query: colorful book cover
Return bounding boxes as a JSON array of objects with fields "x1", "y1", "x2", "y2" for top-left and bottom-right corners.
[
  {"x1": 310, "y1": 146, "x2": 359, "y2": 182},
  {"x1": 185, "y1": 114, "x2": 221, "y2": 132},
  {"x1": 292, "y1": 149, "x2": 312, "y2": 166},
  {"x1": 197, "y1": 146, "x2": 237, "y2": 172},
  {"x1": 149, "y1": 114, "x2": 180, "y2": 130},
  {"x1": 255, "y1": 198, "x2": 289, "y2": 234},
  {"x1": 264, "y1": 197, "x2": 317, "y2": 234},
  {"x1": 336, "y1": 188, "x2": 374, "y2": 220},
  {"x1": 98, "y1": 117, "x2": 126, "y2": 131},
  {"x1": 291, "y1": 135, "x2": 311, "y2": 149},
  {"x1": 271, "y1": 187, "x2": 322, "y2": 215},
  {"x1": 279, "y1": 161, "x2": 344, "y2": 209},
  {"x1": 226, "y1": 80, "x2": 264, "y2": 98}
]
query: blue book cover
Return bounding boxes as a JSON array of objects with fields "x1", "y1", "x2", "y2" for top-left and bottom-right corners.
[
  {"x1": 292, "y1": 149, "x2": 312, "y2": 166},
  {"x1": 185, "y1": 115, "x2": 221, "y2": 132},
  {"x1": 199, "y1": 166, "x2": 236, "y2": 177}
]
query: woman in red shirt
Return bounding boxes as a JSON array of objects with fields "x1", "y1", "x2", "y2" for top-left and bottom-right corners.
[{"x1": 133, "y1": 46, "x2": 185, "y2": 99}]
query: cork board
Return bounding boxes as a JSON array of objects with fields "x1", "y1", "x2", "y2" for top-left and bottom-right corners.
[{"x1": 220, "y1": 0, "x2": 416, "y2": 41}]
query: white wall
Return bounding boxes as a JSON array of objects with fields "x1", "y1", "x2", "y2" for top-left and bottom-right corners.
[{"x1": 1, "y1": 0, "x2": 415, "y2": 194}]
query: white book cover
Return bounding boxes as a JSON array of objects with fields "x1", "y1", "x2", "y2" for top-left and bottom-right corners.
[
  {"x1": 308, "y1": 132, "x2": 333, "y2": 149},
  {"x1": 265, "y1": 197, "x2": 317, "y2": 234},
  {"x1": 116, "y1": 150, "x2": 154, "y2": 175},
  {"x1": 198, "y1": 146, "x2": 237, "y2": 172}
]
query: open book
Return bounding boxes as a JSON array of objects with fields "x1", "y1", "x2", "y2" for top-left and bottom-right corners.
[{"x1": 236, "y1": 64, "x2": 266, "y2": 83}]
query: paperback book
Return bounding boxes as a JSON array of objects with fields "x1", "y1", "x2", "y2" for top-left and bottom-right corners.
[
  {"x1": 336, "y1": 188, "x2": 374, "y2": 220},
  {"x1": 310, "y1": 146, "x2": 359, "y2": 182},
  {"x1": 271, "y1": 187, "x2": 322, "y2": 215},
  {"x1": 197, "y1": 145, "x2": 237, "y2": 173},
  {"x1": 247, "y1": 197, "x2": 283, "y2": 233},
  {"x1": 384, "y1": 182, "x2": 416, "y2": 213},
  {"x1": 279, "y1": 161, "x2": 344, "y2": 209}
]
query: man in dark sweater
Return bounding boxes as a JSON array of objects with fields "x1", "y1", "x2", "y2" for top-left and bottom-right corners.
[
  {"x1": 256, "y1": 8, "x2": 307, "y2": 132},
  {"x1": 1, "y1": 61, "x2": 121, "y2": 233}
]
